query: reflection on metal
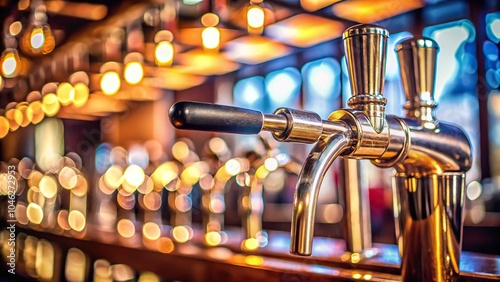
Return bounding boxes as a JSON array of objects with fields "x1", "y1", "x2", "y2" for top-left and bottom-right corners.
[
  {"x1": 393, "y1": 173, "x2": 465, "y2": 281},
  {"x1": 341, "y1": 159, "x2": 373, "y2": 257},
  {"x1": 167, "y1": 23, "x2": 473, "y2": 282}
]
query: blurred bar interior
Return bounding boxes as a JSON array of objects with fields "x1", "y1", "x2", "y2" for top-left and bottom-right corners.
[{"x1": 0, "y1": 0, "x2": 500, "y2": 281}]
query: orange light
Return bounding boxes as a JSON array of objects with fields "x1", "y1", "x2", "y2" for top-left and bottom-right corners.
[
  {"x1": 201, "y1": 13, "x2": 219, "y2": 27},
  {"x1": 156, "y1": 237, "x2": 175, "y2": 253},
  {"x1": 117, "y1": 219, "x2": 135, "y2": 238},
  {"x1": 300, "y1": 0, "x2": 340, "y2": 12},
  {"x1": 332, "y1": 0, "x2": 424, "y2": 24},
  {"x1": 0, "y1": 116, "x2": 10, "y2": 138}
]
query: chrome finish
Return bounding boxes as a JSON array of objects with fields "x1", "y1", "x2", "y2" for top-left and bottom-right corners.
[
  {"x1": 396, "y1": 37, "x2": 439, "y2": 124},
  {"x1": 343, "y1": 24, "x2": 389, "y2": 133},
  {"x1": 342, "y1": 159, "x2": 372, "y2": 254},
  {"x1": 329, "y1": 109, "x2": 390, "y2": 158},
  {"x1": 393, "y1": 173, "x2": 465, "y2": 281},
  {"x1": 262, "y1": 113, "x2": 288, "y2": 133},
  {"x1": 290, "y1": 127, "x2": 352, "y2": 255},
  {"x1": 167, "y1": 22, "x2": 474, "y2": 282},
  {"x1": 272, "y1": 108, "x2": 323, "y2": 143}
]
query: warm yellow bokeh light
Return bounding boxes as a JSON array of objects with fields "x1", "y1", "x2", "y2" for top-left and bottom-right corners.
[
  {"x1": 100, "y1": 71, "x2": 121, "y2": 95},
  {"x1": 68, "y1": 210, "x2": 86, "y2": 232},
  {"x1": 124, "y1": 164, "x2": 145, "y2": 187},
  {"x1": 42, "y1": 93, "x2": 60, "y2": 117},
  {"x1": 57, "y1": 210, "x2": 71, "y2": 230},
  {"x1": 72, "y1": 175, "x2": 88, "y2": 197},
  {"x1": 56, "y1": 82, "x2": 75, "y2": 106},
  {"x1": 2, "y1": 52, "x2": 18, "y2": 77},
  {"x1": 9, "y1": 21, "x2": 22, "y2": 36},
  {"x1": 225, "y1": 159, "x2": 242, "y2": 176},
  {"x1": 142, "y1": 222, "x2": 161, "y2": 240},
  {"x1": 31, "y1": 27, "x2": 45, "y2": 50},
  {"x1": 143, "y1": 192, "x2": 161, "y2": 211},
  {"x1": 172, "y1": 141, "x2": 190, "y2": 162},
  {"x1": 172, "y1": 226, "x2": 190, "y2": 243},
  {"x1": 65, "y1": 248, "x2": 87, "y2": 282},
  {"x1": 104, "y1": 165, "x2": 123, "y2": 189},
  {"x1": 39, "y1": 175, "x2": 58, "y2": 198},
  {"x1": 138, "y1": 272, "x2": 161, "y2": 282},
  {"x1": 247, "y1": 6, "x2": 265, "y2": 28},
  {"x1": 59, "y1": 166, "x2": 78, "y2": 189},
  {"x1": 29, "y1": 101, "x2": 45, "y2": 124},
  {"x1": 117, "y1": 219, "x2": 135, "y2": 238},
  {"x1": 72, "y1": 82, "x2": 89, "y2": 108},
  {"x1": 242, "y1": 238, "x2": 260, "y2": 251},
  {"x1": 124, "y1": 62, "x2": 144, "y2": 85},
  {"x1": 204, "y1": 231, "x2": 222, "y2": 246},
  {"x1": 0, "y1": 116, "x2": 9, "y2": 138},
  {"x1": 245, "y1": 255, "x2": 264, "y2": 266},
  {"x1": 201, "y1": 13, "x2": 219, "y2": 27},
  {"x1": 156, "y1": 237, "x2": 175, "y2": 254},
  {"x1": 155, "y1": 41, "x2": 174, "y2": 66},
  {"x1": 202, "y1": 27, "x2": 220, "y2": 50},
  {"x1": 18, "y1": 104, "x2": 32, "y2": 127},
  {"x1": 27, "y1": 203, "x2": 44, "y2": 224}
]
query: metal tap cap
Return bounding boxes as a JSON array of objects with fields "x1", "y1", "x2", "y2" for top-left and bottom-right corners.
[
  {"x1": 343, "y1": 24, "x2": 389, "y2": 133},
  {"x1": 395, "y1": 37, "x2": 439, "y2": 121},
  {"x1": 343, "y1": 24, "x2": 389, "y2": 39}
]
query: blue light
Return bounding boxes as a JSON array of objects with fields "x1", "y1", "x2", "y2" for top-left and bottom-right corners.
[
  {"x1": 265, "y1": 67, "x2": 301, "y2": 108},
  {"x1": 487, "y1": 69, "x2": 500, "y2": 88},
  {"x1": 304, "y1": 58, "x2": 340, "y2": 99},
  {"x1": 128, "y1": 144, "x2": 149, "y2": 169},
  {"x1": 234, "y1": 76, "x2": 265, "y2": 111},
  {"x1": 483, "y1": 41, "x2": 499, "y2": 62},
  {"x1": 302, "y1": 58, "x2": 341, "y2": 118},
  {"x1": 424, "y1": 20, "x2": 476, "y2": 101},
  {"x1": 486, "y1": 12, "x2": 500, "y2": 43},
  {"x1": 95, "y1": 143, "x2": 112, "y2": 174}
]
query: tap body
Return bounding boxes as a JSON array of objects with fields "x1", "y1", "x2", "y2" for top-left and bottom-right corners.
[{"x1": 168, "y1": 24, "x2": 473, "y2": 282}]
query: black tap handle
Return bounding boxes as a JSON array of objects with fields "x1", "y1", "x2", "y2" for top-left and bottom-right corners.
[{"x1": 169, "y1": 101, "x2": 264, "y2": 134}]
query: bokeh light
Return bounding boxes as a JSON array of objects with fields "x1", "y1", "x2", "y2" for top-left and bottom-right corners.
[
  {"x1": 68, "y1": 210, "x2": 86, "y2": 232},
  {"x1": 100, "y1": 71, "x2": 121, "y2": 95},
  {"x1": 27, "y1": 203, "x2": 44, "y2": 224},
  {"x1": 117, "y1": 219, "x2": 136, "y2": 238},
  {"x1": 142, "y1": 222, "x2": 161, "y2": 240}
]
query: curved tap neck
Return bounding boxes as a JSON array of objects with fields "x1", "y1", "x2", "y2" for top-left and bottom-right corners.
[{"x1": 290, "y1": 129, "x2": 352, "y2": 256}]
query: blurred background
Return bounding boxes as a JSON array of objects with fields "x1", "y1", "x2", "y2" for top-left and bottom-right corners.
[{"x1": 0, "y1": 0, "x2": 499, "y2": 281}]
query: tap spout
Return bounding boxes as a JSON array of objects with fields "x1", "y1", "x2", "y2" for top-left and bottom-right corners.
[{"x1": 290, "y1": 124, "x2": 352, "y2": 255}]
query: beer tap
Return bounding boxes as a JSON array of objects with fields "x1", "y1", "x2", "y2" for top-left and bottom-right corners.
[{"x1": 169, "y1": 24, "x2": 472, "y2": 281}]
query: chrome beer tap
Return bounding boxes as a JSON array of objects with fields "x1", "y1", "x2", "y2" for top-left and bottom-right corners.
[{"x1": 168, "y1": 23, "x2": 472, "y2": 281}]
